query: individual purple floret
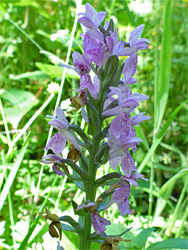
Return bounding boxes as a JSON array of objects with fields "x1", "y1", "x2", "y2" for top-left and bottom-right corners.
[
  {"x1": 82, "y1": 30, "x2": 106, "y2": 67},
  {"x1": 122, "y1": 24, "x2": 151, "y2": 56},
  {"x1": 73, "y1": 51, "x2": 99, "y2": 99},
  {"x1": 61, "y1": 51, "x2": 99, "y2": 99},
  {"x1": 102, "y1": 86, "x2": 148, "y2": 117},
  {"x1": 77, "y1": 201, "x2": 111, "y2": 235},
  {"x1": 108, "y1": 134, "x2": 142, "y2": 176},
  {"x1": 105, "y1": 173, "x2": 147, "y2": 216},
  {"x1": 41, "y1": 154, "x2": 65, "y2": 176},
  {"x1": 91, "y1": 212, "x2": 111, "y2": 235},
  {"x1": 78, "y1": 2, "x2": 106, "y2": 40},
  {"x1": 122, "y1": 53, "x2": 138, "y2": 85},
  {"x1": 78, "y1": 2, "x2": 106, "y2": 30},
  {"x1": 45, "y1": 107, "x2": 80, "y2": 154}
]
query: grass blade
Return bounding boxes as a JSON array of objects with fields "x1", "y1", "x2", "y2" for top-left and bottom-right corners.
[
  {"x1": 154, "y1": 169, "x2": 188, "y2": 219},
  {"x1": 0, "y1": 133, "x2": 30, "y2": 212},
  {"x1": 155, "y1": 0, "x2": 171, "y2": 132},
  {"x1": 138, "y1": 100, "x2": 188, "y2": 173}
]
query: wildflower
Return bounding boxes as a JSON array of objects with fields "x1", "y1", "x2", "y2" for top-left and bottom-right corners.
[
  {"x1": 41, "y1": 154, "x2": 69, "y2": 176},
  {"x1": 47, "y1": 82, "x2": 60, "y2": 94},
  {"x1": 78, "y1": 2, "x2": 106, "y2": 40},
  {"x1": 122, "y1": 24, "x2": 151, "y2": 56},
  {"x1": 105, "y1": 173, "x2": 147, "y2": 216},
  {"x1": 122, "y1": 53, "x2": 138, "y2": 85},
  {"x1": 77, "y1": 201, "x2": 111, "y2": 235},
  {"x1": 91, "y1": 212, "x2": 111, "y2": 235},
  {"x1": 45, "y1": 107, "x2": 80, "y2": 154}
]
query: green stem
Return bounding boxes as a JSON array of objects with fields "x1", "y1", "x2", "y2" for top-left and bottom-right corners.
[
  {"x1": 79, "y1": 134, "x2": 99, "y2": 249},
  {"x1": 79, "y1": 96, "x2": 103, "y2": 249},
  {"x1": 165, "y1": 178, "x2": 188, "y2": 238}
]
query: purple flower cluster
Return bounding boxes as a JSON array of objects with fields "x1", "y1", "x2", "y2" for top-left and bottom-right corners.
[{"x1": 43, "y1": 2, "x2": 150, "y2": 236}]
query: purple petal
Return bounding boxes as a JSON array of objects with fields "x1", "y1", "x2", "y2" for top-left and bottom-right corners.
[
  {"x1": 45, "y1": 132, "x2": 66, "y2": 154},
  {"x1": 56, "y1": 107, "x2": 68, "y2": 128},
  {"x1": 85, "y1": 2, "x2": 97, "y2": 16},
  {"x1": 131, "y1": 113, "x2": 151, "y2": 126},
  {"x1": 109, "y1": 156, "x2": 121, "y2": 170},
  {"x1": 63, "y1": 130, "x2": 81, "y2": 151},
  {"x1": 106, "y1": 36, "x2": 114, "y2": 53},
  {"x1": 121, "y1": 99, "x2": 139, "y2": 109},
  {"x1": 90, "y1": 29, "x2": 104, "y2": 41},
  {"x1": 102, "y1": 106, "x2": 120, "y2": 116},
  {"x1": 77, "y1": 202, "x2": 96, "y2": 210},
  {"x1": 119, "y1": 47, "x2": 136, "y2": 56},
  {"x1": 91, "y1": 212, "x2": 110, "y2": 235},
  {"x1": 129, "y1": 24, "x2": 145, "y2": 46},
  {"x1": 112, "y1": 40, "x2": 125, "y2": 56},
  {"x1": 52, "y1": 164, "x2": 65, "y2": 176},
  {"x1": 121, "y1": 175, "x2": 138, "y2": 186},
  {"x1": 135, "y1": 40, "x2": 149, "y2": 50},
  {"x1": 80, "y1": 74, "x2": 99, "y2": 99},
  {"x1": 117, "y1": 199, "x2": 131, "y2": 216},
  {"x1": 121, "y1": 150, "x2": 136, "y2": 177},
  {"x1": 112, "y1": 183, "x2": 130, "y2": 203},
  {"x1": 130, "y1": 93, "x2": 149, "y2": 102},
  {"x1": 94, "y1": 12, "x2": 106, "y2": 28},
  {"x1": 109, "y1": 29, "x2": 118, "y2": 46},
  {"x1": 48, "y1": 119, "x2": 66, "y2": 130},
  {"x1": 41, "y1": 154, "x2": 62, "y2": 164},
  {"x1": 123, "y1": 53, "x2": 138, "y2": 79},
  {"x1": 78, "y1": 16, "x2": 94, "y2": 29},
  {"x1": 72, "y1": 52, "x2": 91, "y2": 75},
  {"x1": 110, "y1": 112, "x2": 131, "y2": 137},
  {"x1": 109, "y1": 148, "x2": 123, "y2": 160},
  {"x1": 127, "y1": 77, "x2": 136, "y2": 85}
]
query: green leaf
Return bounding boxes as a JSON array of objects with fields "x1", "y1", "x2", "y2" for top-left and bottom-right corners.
[
  {"x1": 2, "y1": 88, "x2": 36, "y2": 128},
  {"x1": 95, "y1": 172, "x2": 121, "y2": 186},
  {"x1": 69, "y1": 124, "x2": 92, "y2": 149},
  {"x1": 155, "y1": 0, "x2": 171, "y2": 131},
  {"x1": 12, "y1": 70, "x2": 48, "y2": 80},
  {"x1": 79, "y1": 153, "x2": 88, "y2": 172},
  {"x1": 94, "y1": 142, "x2": 109, "y2": 164},
  {"x1": 103, "y1": 55, "x2": 119, "y2": 83},
  {"x1": 60, "y1": 227, "x2": 79, "y2": 249},
  {"x1": 61, "y1": 159, "x2": 89, "y2": 181},
  {"x1": 59, "y1": 215, "x2": 83, "y2": 234},
  {"x1": 71, "y1": 200, "x2": 87, "y2": 216},
  {"x1": 86, "y1": 101, "x2": 100, "y2": 135},
  {"x1": 146, "y1": 238, "x2": 188, "y2": 250},
  {"x1": 134, "y1": 228, "x2": 155, "y2": 249},
  {"x1": 154, "y1": 169, "x2": 188, "y2": 218},
  {"x1": 61, "y1": 223, "x2": 77, "y2": 233},
  {"x1": 35, "y1": 62, "x2": 79, "y2": 79},
  {"x1": 103, "y1": 62, "x2": 124, "y2": 90}
]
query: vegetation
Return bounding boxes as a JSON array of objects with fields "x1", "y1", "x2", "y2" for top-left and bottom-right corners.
[{"x1": 0, "y1": 0, "x2": 187, "y2": 249}]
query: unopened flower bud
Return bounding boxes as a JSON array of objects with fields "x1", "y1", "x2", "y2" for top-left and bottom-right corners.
[
  {"x1": 49, "y1": 223, "x2": 60, "y2": 238},
  {"x1": 70, "y1": 90, "x2": 88, "y2": 110},
  {"x1": 39, "y1": 208, "x2": 62, "y2": 240},
  {"x1": 67, "y1": 147, "x2": 80, "y2": 162},
  {"x1": 100, "y1": 237, "x2": 130, "y2": 250}
]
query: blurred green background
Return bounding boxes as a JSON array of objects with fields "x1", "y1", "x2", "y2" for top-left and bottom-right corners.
[{"x1": 0, "y1": 0, "x2": 187, "y2": 249}]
